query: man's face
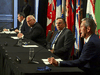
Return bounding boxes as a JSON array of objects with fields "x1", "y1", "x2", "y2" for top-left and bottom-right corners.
[
  {"x1": 80, "y1": 21, "x2": 87, "y2": 38},
  {"x1": 26, "y1": 17, "x2": 34, "y2": 27},
  {"x1": 17, "y1": 14, "x2": 23, "y2": 22},
  {"x1": 56, "y1": 19, "x2": 65, "y2": 30}
]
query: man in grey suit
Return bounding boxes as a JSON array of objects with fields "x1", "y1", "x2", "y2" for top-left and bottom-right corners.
[
  {"x1": 48, "y1": 18, "x2": 100, "y2": 75},
  {"x1": 47, "y1": 17, "x2": 74, "y2": 60}
]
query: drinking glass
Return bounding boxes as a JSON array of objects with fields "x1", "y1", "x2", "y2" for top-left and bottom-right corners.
[{"x1": 29, "y1": 48, "x2": 34, "y2": 61}]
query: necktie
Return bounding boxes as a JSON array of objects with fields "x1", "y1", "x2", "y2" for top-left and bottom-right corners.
[
  {"x1": 83, "y1": 42, "x2": 87, "y2": 47},
  {"x1": 51, "y1": 31, "x2": 60, "y2": 49}
]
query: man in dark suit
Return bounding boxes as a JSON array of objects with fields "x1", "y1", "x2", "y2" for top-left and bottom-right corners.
[
  {"x1": 17, "y1": 15, "x2": 46, "y2": 47},
  {"x1": 48, "y1": 18, "x2": 100, "y2": 75},
  {"x1": 3, "y1": 12, "x2": 30, "y2": 33},
  {"x1": 14, "y1": 12, "x2": 30, "y2": 33},
  {"x1": 21, "y1": 0, "x2": 31, "y2": 17},
  {"x1": 47, "y1": 17, "x2": 74, "y2": 60}
]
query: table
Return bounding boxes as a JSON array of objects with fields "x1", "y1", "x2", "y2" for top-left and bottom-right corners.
[{"x1": 0, "y1": 33, "x2": 85, "y2": 75}]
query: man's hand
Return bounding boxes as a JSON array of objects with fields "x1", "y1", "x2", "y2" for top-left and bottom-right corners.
[
  {"x1": 48, "y1": 57, "x2": 58, "y2": 66},
  {"x1": 15, "y1": 29, "x2": 19, "y2": 32},
  {"x1": 50, "y1": 49, "x2": 54, "y2": 53},
  {"x1": 17, "y1": 33, "x2": 23, "y2": 38},
  {"x1": 3, "y1": 29, "x2": 8, "y2": 31}
]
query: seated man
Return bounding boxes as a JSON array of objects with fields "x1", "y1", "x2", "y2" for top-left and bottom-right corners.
[
  {"x1": 17, "y1": 15, "x2": 46, "y2": 47},
  {"x1": 48, "y1": 18, "x2": 100, "y2": 75},
  {"x1": 3, "y1": 12, "x2": 30, "y2": 34},
  {"x1": 47, "y1": 17, "x2": 74, "y2": 60}
]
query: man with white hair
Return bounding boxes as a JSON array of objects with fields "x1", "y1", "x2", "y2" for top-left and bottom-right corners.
[{"x1": 17, "y1": 15, "x2": 46, "y2": 47}]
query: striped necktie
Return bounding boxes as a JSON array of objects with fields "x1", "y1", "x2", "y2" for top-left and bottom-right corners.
[{"x1": 51, "y1": 31, "x2": 60, "y2": 49}]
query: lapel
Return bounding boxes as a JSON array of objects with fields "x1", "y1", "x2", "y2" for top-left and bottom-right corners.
[
  {"x1": 21, "y1": 19, "x2": 26, "y2": 29},
  {"x1": 29, "y1": 22, "x2": 37, "y2": 33},
  {"x1": 23, "y1": 19, "x2": 26, "y2": 25},
  {"x1": 54, "y1": 28, "x2": 66, "y2": 44},
  {"x1": 85, "y1": 34, "x2": 95, "y2": 44},
  {"x1": 81, "y1": 34, "x2": 95, "y2": 53},
  {"x1": 51, "y1": 31, "x2": 58, "y2": 41}
]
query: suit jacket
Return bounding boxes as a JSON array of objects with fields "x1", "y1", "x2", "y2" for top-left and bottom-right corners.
[
  {"x1": 10, "y1": 19, "x2": 30, "y2": 34},
  {"x1": 47, "y1": 28, "x2": 74, "y2": 60},
  {"x1": 24, "y1": 22, "x2": 46, "y2": 46},
  {"x1": 21, "y1": 3, "x2": 31, "y2": 17},
  {"x1": 21, "y1": 19, "x2": 30, "y2": 34},
  {"x1": 60, "y1": 34, "x2": 100, "y2": 74}
]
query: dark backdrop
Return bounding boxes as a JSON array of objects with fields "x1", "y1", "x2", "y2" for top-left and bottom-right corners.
[
  {"x1": 38, "y1": 0, "x2": 48, "y2": 36},
  {"x1": 18, "y1": 0, "x2": 87, "y2": 38}
]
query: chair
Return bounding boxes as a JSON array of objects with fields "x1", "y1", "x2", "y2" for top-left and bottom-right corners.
[{"x1": 46, "y1": 30, "x2": 53, "y2": 42}]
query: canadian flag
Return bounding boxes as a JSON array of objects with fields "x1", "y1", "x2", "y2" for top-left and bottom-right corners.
[{"x1": 46, "y1": 0, "x2": 56, "y2": 36}]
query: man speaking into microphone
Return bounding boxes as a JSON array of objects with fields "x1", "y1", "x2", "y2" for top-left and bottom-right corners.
[{"x1": 48, "y1": 18, "x2": 100, "y2": 75}]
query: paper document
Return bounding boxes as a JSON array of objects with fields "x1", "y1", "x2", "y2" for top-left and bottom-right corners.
[
  {"x1": 1, "y1": 31, "x2": 16, "y2": 34},
  {"x1": 10, "y1": 31, "x2": 16, "y2": 34},
  {"x1": 42, "y1": 58, "x2": 63, "y2": 65},
  {"x1": 22, "y1": 45, "x2": 38, "y2": 47},
  {"x1": 0, "y1": 31, "x2": 10, "y2": 34},
  {"x1": 0, "y1": 32, "x2": 5, "y2": 33},
  {"x1": 11, "y1": 36, "x2": 19, "y2": 39}
]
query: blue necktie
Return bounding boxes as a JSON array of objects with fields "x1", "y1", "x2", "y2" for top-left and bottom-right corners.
[{"x1": 51, "y1": 31, "x2": 60, "y2": 49}]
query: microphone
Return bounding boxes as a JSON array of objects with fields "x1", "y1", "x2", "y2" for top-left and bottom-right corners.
[
  {"x1": 28, "y1": 47, "x2": 45, "y2": 64},
  {"x1": 28, "y1": 60, "x2": 39, "y2": 64},
  {"x1": 14, "y1": 38, "x2": 23, "y2": 47},
  {"x1": 16, "y1": 56, "x2": 21, "y2": 63},
  {"x1": 4, "y1": 42, "x2": 8, "y2": 46}
]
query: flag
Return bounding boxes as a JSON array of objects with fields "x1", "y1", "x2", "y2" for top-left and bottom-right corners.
[
  {"x1": 61, "y1": 0, "x2": 66, "y2": 18},
  {"x1": 52, "y1": 0, "x2": 56, "y2": 22},
  {"x1": 86, "y1": 0, "x2": 96, "y2": 34},
  {"x1": 46, "y1": 0, "x2": 56, "y2": 36},
  {"x1": 56, "y1": 0, "x2": 62, "y2": 19},
  {"x1": 86, "y1": 0, "x2": 96, "y2": 20},
  {"x1": 66, "y1": 0, "x2": 74, "y2": 31},
  {"x1": 55, "y1": 0, "x2": 62, "y2": 31},
  {"x1": 95, "y1": 0, "x2": 100, "y2": 35},
  {"x1": 65, "y1": 0, "x2": 75, "y2": 56},
  {"x1": 75, "y1": 0, "x2": 83, "y2": 56}
]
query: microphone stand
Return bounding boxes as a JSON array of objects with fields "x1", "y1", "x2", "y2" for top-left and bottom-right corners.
[{"x1": 28, "y1": 47, "x2": 44, "y2": 64}]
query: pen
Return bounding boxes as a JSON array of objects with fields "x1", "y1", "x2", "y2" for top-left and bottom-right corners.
[{"x1": 32, "y1": 61, "x2": 39, "y2": 64}]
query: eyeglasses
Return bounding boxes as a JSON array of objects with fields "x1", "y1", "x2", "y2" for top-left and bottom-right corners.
[
  {"x1": 27, "y1": 19, "x2": 33, "y2": 23},
  {"x1": 56, "y1": 22, "x2": 62, "y2": 25}
]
